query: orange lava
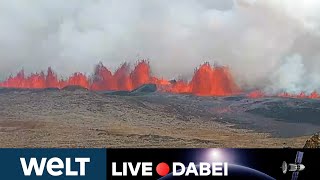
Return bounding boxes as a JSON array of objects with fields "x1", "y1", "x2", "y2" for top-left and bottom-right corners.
[
  {"x1": 67, "y1": 73, "x2": 89, "y2": 89},
  {"x1": 114, "y1": 63, "x2": 133, "y2": 91},
  {"x1": 310, "y1": 91, "x2": 320, "y2": 99},
  {"x1": 247, "y1": 90, "x2": 265, "y2": 98},
  {"x1": 91, "y1": 62, "x2": 116, "y2": 91},
  {"x1": 2, "y1": 61, "x2": 319, "y2": 99},
  {"x1": 46, "y1": 67, "x2": 61, "y2": 88},
  {"x1": 130, "y1": 60, "x2": 151, "y2": 89},
  {"x1": 190, "y1": 63, "x2": 240, "y2": 96},
  {"x1": 278, "y1": 91, "x2": 319, "y2": 99},
  {"x1": 0, "y1": 70, "x2": 47, "y2": 89},
  {"x1": 247, "y1": 90, "x2": 320, "y2": 99},
  {"x1": 0, "y1": 61, "x2": 238, "y2": 96}
]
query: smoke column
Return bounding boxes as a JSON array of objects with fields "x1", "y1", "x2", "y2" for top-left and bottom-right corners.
[{"x1": 1, "y1": 0, "x2": 320, "y2": 93}]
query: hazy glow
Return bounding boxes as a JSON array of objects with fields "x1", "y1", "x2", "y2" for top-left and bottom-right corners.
[
  {"x1": 210, "y1": 149, "x2": 221, "y2": 160},
  {"x1": 199, "y1": 149, "x2": 237, "y2": 163}
]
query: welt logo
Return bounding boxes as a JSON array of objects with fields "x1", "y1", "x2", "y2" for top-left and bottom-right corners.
[
  {"x1": 0, "y1": 149, "x2": 106, "y2": 180},
  {"x1": 20, "y1": 157, "x2": 90, "y2": 177}
]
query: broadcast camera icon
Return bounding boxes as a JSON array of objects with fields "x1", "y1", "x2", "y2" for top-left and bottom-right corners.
[{"x1": 281, "y1": 151, "x2": 305, "y2": 180}]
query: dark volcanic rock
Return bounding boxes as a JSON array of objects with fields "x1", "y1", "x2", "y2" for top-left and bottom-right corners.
[
  {"x1": 108, "y1": 91, "x2": 130, "y2": 96},
  {"x1": 61, "y1": 85, "x2": 88, "y2": 91},
  {"x1": 246, "y1": 99, "x2": 320, "y2": 125},
  {"x1": 44, "y1": 87, "x2": 60, "y2": 91},
  {"x1": 99, "y1": 84, "x2": 156, "y2": 96},
  {"x1": 223, "y1": 96, "x2": 246, "y2": 101},
  {"x1": 304, "y1": 132, "x2": 320, "y2": 148},
  {"x1": 130, "y1": 84, "x2": 157, "y2": 93},
  {"x1": 0, "y1": 88, "x2": 31, "y2": 93}
]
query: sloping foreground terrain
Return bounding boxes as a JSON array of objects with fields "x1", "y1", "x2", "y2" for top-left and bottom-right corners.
[{"x1": 0, "y1": 87, "x2": 318, "y2": 148}]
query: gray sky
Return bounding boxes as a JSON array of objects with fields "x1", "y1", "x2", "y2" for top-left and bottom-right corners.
[{"x1": 1, "y1": 0, "x2": 320, "y2": 93}]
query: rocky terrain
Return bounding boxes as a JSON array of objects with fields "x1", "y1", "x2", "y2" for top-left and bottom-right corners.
[
  {"x1": 304, "y1": 132, "x2": 320, "y2": 148},
  {"x1": 0, "y1": 87, "x2": 318, "y2": 148}
]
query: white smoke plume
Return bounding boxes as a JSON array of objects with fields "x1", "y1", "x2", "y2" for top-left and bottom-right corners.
[
  {"x1": 267, "y1": 54, "x2": 311, "y2": 94},
  {"x1": 0, "y1": 0, "x2": 320, "y2": 93}
]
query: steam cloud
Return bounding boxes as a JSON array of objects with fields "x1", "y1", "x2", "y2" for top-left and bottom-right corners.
[{"x1": 1, "y1": 0, "x2": 320, "y2": 93}]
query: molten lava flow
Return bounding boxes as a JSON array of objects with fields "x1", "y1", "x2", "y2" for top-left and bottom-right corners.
[
  {"x1": 150, "y1": 77, "x2": 170, "y2": 86},
  {"x1": 91, "y1": 62, "x2": 116, "y2": 91},
  {"x1": 190, "y1": 63, "x2": 240, "y2": 96},
  {"x1": 1, "y1": 70, "x2": 26, "y2": 88},
  {"x1": 90, "y1": 61, "x2": 150, "y2": 91},
  {"x1": 67, "y1": 72, "x2": 89, "y2": 89},
  {"x1": 248, "y1": 90, "x2": 265, "y2": 98},
  {"x1": 114, "y1": 63, "x2": 133, "y2": 91},
  {"x1": 0, "y1": 61, "x2": 241, "y2": 96},
  {"x1": 0, "y1": 61, "x2": 240, "y2": 96},
  {"x1": 130, "y1": 60, "x2": 150, "y2": 89},
  {"x1": 247, "y1": 90, "x2": 320, "y2": 99},
  {"x1": 166, "y1": 80, "x2": 190, "y2": 94},
  {"x1": 159, "y1": 63, "x2": 240, "y2": 96},
  {"x1": 278, "y1": 91, "x2": 319, "y2": 99},
  {"x1": 28, "y1": 72, "x2": 46, "y2": 89},
  {"x1": 310, "y1": 91, "x2": 320, "y2": 98},
  {"x1": 2, "y1": 61, "x2": 319, "y2": 99},
  {"x1": 46, "y1": 67, "x2": 60, "y2": 88}
]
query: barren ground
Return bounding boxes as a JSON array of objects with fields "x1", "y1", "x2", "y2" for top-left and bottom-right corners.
[{"x1": 0, "y1": 88, "x2": 317, "y2": 148}]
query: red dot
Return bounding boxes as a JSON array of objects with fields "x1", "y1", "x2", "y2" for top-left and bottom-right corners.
[{"x1": 156, "y1": 162, "x2": 170, "y2": 176}]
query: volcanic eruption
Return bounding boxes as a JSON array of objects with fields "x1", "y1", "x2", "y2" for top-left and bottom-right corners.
[
  {"x1": 1, "y1": 60, "x2": 320, "y2": 99},
  {"x1": 247, "y1": 90, "x2": 320, "y2": 99},
  {"x1": 0, "y1": 61, "x2": 241, "y2": 96}
]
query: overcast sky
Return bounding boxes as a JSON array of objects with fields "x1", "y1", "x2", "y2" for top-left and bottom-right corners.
[{"x1": 1, "y1": 0, "x2": 320, "y2": 93}]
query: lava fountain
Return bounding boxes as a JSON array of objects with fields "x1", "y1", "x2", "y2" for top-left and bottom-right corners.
[{"x1": 1, "y1": 60, "x2": 319, "y2": 98}]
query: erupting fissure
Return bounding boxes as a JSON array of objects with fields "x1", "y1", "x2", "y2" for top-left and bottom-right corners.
[
  {"x1": 1, "y1": 61, "x2": 319, "y2": 98},
  {"x1": 248, "y1": 90, "x2": 320, "y2": 99},
  {"x1": 0, "y1": 61, "x2": 240, "y2": 96}
]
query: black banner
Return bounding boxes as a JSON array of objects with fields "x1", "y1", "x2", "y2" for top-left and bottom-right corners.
[
  {"x1": 107, "y1": 149, "x2": 320, "y2": 179},
  {"x1": 0, "y1": 148, "x2": 319, "y2": 179}
]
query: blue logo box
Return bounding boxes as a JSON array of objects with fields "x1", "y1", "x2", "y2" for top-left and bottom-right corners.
[{"x1": 0, "y1": 149, "x2": 106, "y2": 180}]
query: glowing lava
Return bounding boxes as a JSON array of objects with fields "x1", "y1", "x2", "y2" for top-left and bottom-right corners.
[
  {"x1": 0, "y1": 60, "x2": 320, "y2": 99},
  {"x1": 247, "y1": 90, "x2": 265, "y2": 98},
  {"x1": 91, "y1": 62, "x2": 116, "y2": 91},
  {"x1": 278, "y1": 91, "x2": 320, "y2": 99},
  {"x1": 2, "y1": 60, "x2": 318, "y2": 99},
  {"x1": 190, "y1": 63, "x2": 240, "y2": 96},
  {"x1": 46, "y1": 67, "x2": 60, "y2": 88},
  {"x1": 156, "y1": 63, "x2": 240, "y2": 96},
  {"x1": 0, "y1": 61, "x2": 240, "y2": 96},
  {"x1": 247, "y1": 90, "x2": 319, "y2": 99},
  {"x1": 114, "y1": 63, "x2": 133, "y2": 91},
  {"x1": 67, "y1": 73, "x2": 90, "y2": 89},
  {"x1": 130, "y1": 60, "x2": 151, "y2": 89}
]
